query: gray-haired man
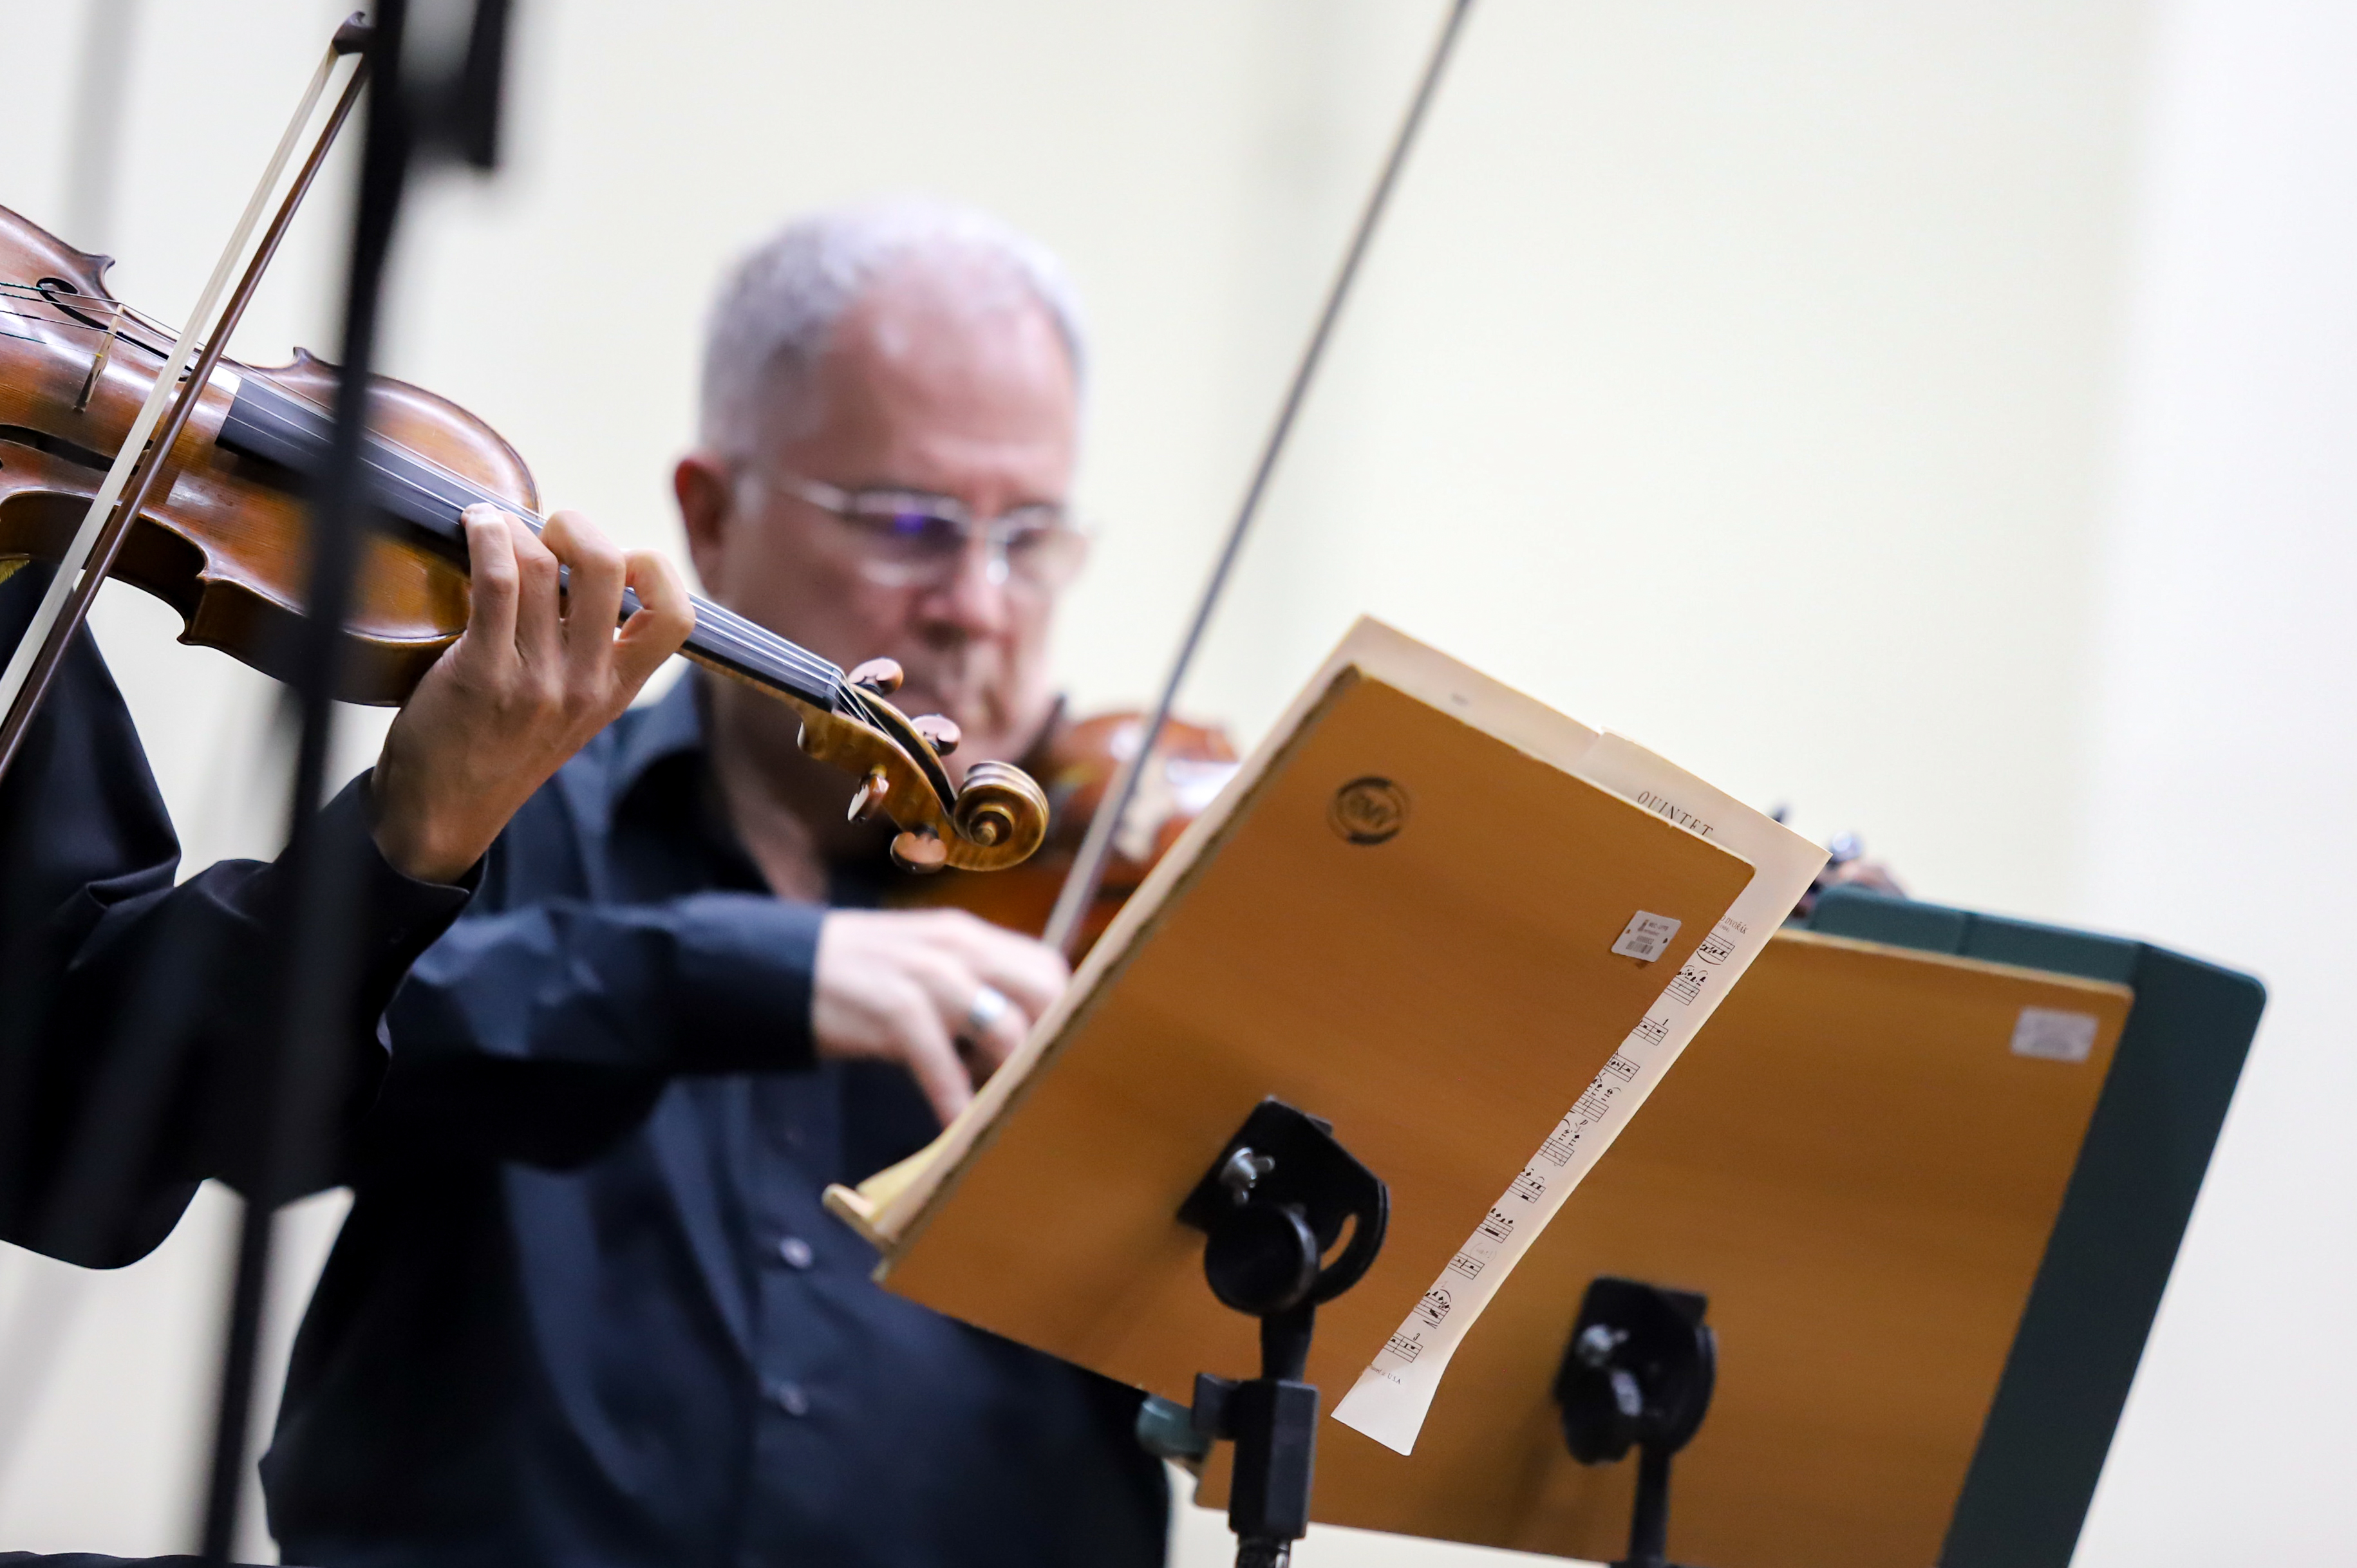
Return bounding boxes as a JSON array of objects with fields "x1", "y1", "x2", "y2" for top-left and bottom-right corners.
[{"x1": 260, "y1": 202, "x2": 1168, "y2": 1568}]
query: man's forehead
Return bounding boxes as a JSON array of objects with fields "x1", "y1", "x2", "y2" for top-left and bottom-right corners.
[{"x1": 756, "y1": 257, "x2": 1079, "y2": 469}]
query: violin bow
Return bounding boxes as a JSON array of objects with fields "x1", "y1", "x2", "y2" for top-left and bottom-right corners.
[
  {"x1": 1041, "y1": 0, "x2": 1479, "y2": 957},
  {"x1": 0, "y1": 17, "x2": 371, "y2": 787}
]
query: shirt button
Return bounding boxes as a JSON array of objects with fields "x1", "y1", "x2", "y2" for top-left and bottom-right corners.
[
  {"x1": 767, "y1": 1379, "x2": 811, "y2": 1417},
  {"x1": 778, "y1": 1236, "x2": 815, "y2": 1269}
]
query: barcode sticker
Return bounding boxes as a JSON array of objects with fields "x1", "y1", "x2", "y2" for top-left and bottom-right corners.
[
  {"x1": 2011, "y1": 1007, "x2": 2098, "y2": 1063},
  {"x1": 1610, "y1": 911, "x2": 1682, "y2": 963}
]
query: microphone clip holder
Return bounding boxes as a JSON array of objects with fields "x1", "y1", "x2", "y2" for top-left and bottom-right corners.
[
  {"x1": 1178, "y1": 1099, "x2": 1389, "y2": 1568},
  {"x1": 1554, "y1": 1275, "x2": 1718, "y2": 1568}
]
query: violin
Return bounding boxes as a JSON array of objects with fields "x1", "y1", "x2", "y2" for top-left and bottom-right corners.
[
  {"x1": 0, "y1": 203, "x2": 1046, "y2": 873},
  {"x1": 899, "y1": 707, "x2": 1238, "y2": 957}
]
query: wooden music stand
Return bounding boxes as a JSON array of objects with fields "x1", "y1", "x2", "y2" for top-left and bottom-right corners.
[
  {"x1": 834, "y1": 619, "x2": 1760, "y2": 1399},
  {"x1": 827, "y1": 619, "x2": 1816, "y2": 1562},
  {"x1": 1282, "y1": 891, "x2": 2262, "y2": 1567}
]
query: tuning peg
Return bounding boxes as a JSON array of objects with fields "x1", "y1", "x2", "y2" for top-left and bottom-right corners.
[
  {"x1": 847, "y1": 766, "x2": 889, "y2": 822},
  {"x1": 847, "y1": 657, "x2": 904, "y2": 696},
  {"x1": 891, "y1": 828, "x2": 950, "y2": 873},
  {"x1": 910, "y1": 714, "x2": 961, "y2": 756}
]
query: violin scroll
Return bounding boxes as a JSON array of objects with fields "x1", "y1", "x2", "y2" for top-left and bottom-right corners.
[
  {"x1": 886, "y1": 707, "x2": 1237, "y2": 949},
  {"x1": 782, "y1": 680, "x2": 1049, "y2": 875},
  {"x1": 950, "y1": 758, "x2": 1053, "y2": 857}
]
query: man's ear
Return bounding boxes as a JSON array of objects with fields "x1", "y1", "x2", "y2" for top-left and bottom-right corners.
[{"x1": 674, "y1": 453, "x2": 734, "y2": 595}]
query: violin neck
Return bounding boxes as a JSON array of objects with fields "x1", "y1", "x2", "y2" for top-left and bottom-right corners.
[{"x1": 218, "y1": 374, "x2": 849, "y2": 713}]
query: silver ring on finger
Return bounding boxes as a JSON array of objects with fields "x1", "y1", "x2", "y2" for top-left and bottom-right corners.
[{"x1": 960, "y1": 983, "x2": 1011, "y2": 1043}]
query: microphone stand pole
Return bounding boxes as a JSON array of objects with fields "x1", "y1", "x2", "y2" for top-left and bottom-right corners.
[{"x1": 196, "y1": 2, "x2": 512, "y2": 1556}]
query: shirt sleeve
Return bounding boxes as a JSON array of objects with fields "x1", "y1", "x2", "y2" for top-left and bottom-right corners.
[
  {"x1": 375, "y1": 889, "x2": 825, "y2": 1167},
  {"x1": 115, "y1": 774, "x2": 476, "y2": 1197},
  {"x1": 0, "y1": 576, "x2": 473, "y2": 1266}
]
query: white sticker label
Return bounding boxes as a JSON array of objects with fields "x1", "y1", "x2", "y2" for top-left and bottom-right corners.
[
  {"x1": 1610, "y1": 911, "x2": 1682, "y2": 964},
  {"x1": 2011, "y1": 1007, "x2": 2098, "y2": 1063}
]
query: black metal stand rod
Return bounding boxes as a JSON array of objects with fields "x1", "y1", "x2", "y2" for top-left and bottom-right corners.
[
  {"x1": 1621, "y1": 1445, "x2": 1671, "y2": 1568},
  {"x1": 1234, "y1": 1302, "x2": 1319, "y2": 1568},
  {"x1": 1183, "y1": 1104, "x2": 1389, "y2": 1568},
  {"x1": 1260, "y1": 1303, "x2": 1313, "y2": 1383},
  {"x1": 196, "y1": 5, "x2": 416, "y2": 1558}
]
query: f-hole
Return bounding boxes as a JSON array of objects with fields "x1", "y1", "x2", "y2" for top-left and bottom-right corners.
[{"x1": 35, "y1": 277, "x2": 167, "y2": 360}]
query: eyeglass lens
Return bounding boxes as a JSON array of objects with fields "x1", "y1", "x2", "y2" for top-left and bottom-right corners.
[{"x1": 840, "y1": 497, "x2": 1082, "y2": 591}]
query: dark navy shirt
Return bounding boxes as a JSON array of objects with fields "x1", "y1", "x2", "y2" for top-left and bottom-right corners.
[
  {"x1": 262, "y1": 677, "x2": 1169, "y2": 1568},
  {"x1": 0, "y1": 563, "x2": 469, "y2": 1269}
]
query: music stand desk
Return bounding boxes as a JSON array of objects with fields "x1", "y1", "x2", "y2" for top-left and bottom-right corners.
[{"x1": 1286, "y1": 891, "x2": 2262, "y2": 1567}]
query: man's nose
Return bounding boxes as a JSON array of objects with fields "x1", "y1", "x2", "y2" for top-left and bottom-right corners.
[{"x1": 921, "y1": 534, "x2": 1012, "y2": 634}]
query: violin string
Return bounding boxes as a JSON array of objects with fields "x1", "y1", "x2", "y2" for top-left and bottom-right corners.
[
  {"x1": 0, "y1": 285, "x2": 865, "y2": 713},
  {"x1": 0, "y1": 35, "x2": 357, "y2": 784},
  {"x1": 236, "y1": 371, "x2": 857, "y2": 703},
  {"x1": 0, "y1": 285, "x2": 177, "y2": 358},
  {"x1": 0, "y1": 311, "x2": 153, "y2": 342}
]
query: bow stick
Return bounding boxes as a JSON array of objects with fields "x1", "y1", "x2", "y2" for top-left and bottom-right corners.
[
  {"x1": 1041, "y1": 0, "x2": 1481, "y2": 957},
  {"x1": 0, "y1": 17, "x2": 371, "y2": 785}
]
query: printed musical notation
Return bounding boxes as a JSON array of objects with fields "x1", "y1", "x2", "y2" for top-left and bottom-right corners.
[
  {"x1": 1575, "y1": 1080, "x2": 1617, "y2": 1123},
  {"x1": 1335, "y1": 753, "x2": 1828, "y2": 1455},
  {"x1": 1539, "y1": 1120, "x2": 1582, "y2": 1167},
  {"x1": 1447, "y1": 1251, "x2": 1484, "y2": 1280},
  {"x1": 1416, "y1": 1289, "x2": 1452, "y2": 1328}
]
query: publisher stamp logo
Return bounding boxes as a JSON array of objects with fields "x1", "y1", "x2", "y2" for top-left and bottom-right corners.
[{"x1": 1329, "y1": 776, "x2": 1410, "y2": 845}]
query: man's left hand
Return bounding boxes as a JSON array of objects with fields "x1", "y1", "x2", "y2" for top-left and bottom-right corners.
[{"x1": 371, "y1": 505, "x2": 694, "y2": 884}]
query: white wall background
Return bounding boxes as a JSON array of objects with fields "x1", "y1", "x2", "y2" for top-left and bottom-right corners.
[
  {"x1": 1, "y1": 0, "x2": 2347, "y2": 1562},
  {"x1": 2064, "y1": 1, "x2": 2357, "y2": 1561}
]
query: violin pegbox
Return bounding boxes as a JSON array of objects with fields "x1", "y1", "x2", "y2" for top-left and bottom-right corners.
[
  {"x1": 847, "y1": 655, "x2": 961, "y2": 760},
  {"x1": 907, "y1": 714, "x2": 961, "y2": 756},
  {"x1": 890, "y1": 828, "x2": 952, "y2": 872}
]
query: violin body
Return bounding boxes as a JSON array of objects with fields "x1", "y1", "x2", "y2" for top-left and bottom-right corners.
[
  {"x1": 901, "y1": 709, "x2": 1239, "y2": 955},
  {"x1": 0, "y1": 203, "x2": 1047, "y2": 872},
  {"x1": 0, "y1": 210, "x2": 507, "y2": 702}
]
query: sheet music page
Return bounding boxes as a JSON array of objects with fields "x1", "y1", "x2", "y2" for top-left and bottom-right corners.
[{"x1": 1332, "y1": 734, "x2": 1826, "y2": 1455}]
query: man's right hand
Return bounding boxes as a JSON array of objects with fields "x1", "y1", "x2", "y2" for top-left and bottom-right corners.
[{"x1": 811, "y1": 909, "x2": 1069, "y2": 1126}]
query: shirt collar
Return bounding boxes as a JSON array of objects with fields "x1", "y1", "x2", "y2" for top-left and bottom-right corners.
[
  {"x1": 606, "y1": 673, "x2": 776, "y2": 893},
  {"x1": 611, "y1": 674, "x2": 710, "y2": 809}
]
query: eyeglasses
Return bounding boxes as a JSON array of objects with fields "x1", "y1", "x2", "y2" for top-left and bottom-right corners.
[{"x1": 750, "y1": 469, "x2": 1089, "y2": 594}]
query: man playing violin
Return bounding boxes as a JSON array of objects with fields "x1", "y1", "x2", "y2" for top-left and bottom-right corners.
[
  {"x1": 0, "y1": 508, "x2": 693, "y2": 1268},
  {"x1": 261, "y1": 201, "x2": 1166, "y2": 1568}
]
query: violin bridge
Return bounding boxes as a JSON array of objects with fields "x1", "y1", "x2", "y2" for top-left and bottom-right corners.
[{"x1": 72, "y1": 303, "x2": 126, "y2": 414}]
